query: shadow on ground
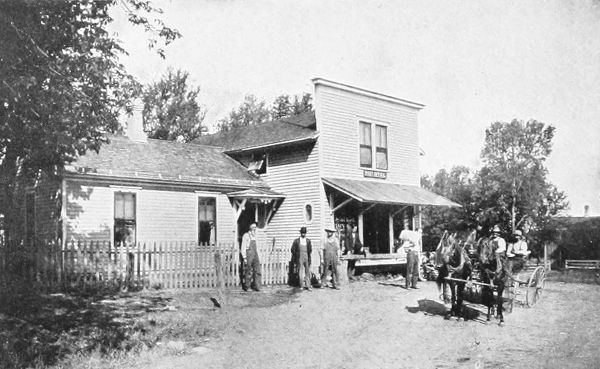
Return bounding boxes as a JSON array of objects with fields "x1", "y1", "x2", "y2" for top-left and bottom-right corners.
[
  {"x1": 0, "y1": 284, "x2": 172, "y2": 369},
  {"x1": 405, "y1": 299, "x2": 485, "y2": 322}
]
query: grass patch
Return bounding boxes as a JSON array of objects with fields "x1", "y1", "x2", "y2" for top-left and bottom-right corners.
[
  {"x1": 0, "y1": 285, "x2": 299, "y2": 369},
  {"x1": 545, "y1": 269, "x2": 600, "y2": 284}
]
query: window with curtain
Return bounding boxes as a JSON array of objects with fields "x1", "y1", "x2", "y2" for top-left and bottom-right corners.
[
  {"x1": 375, "y1": 125, "x2": 388, "y2": 170},
  {"x1": 114, "y1": 192, "x2": 136, "y2": 246},
  {"x1": 359, "y1": 122, "x2": 372, "y2": 168},
  {"x1": 198, "y1": 197, "x2": 216, "y2": 245},
  {"x1": 360, "y1": 122, "x2": 388, "y2": 170}
]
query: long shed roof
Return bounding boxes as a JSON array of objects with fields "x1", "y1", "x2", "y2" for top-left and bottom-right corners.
[
  {"x1": 67, "y1": 135, "x2": 266, "y2": 188},
  {"x1": 194, "y1": 111, "x2": 317, "y2": 152}
]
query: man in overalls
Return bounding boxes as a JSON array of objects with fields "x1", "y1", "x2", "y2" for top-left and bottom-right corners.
[
  {"x1": 241, "y1": 222, "x2": 261, "y2": 291},
  {"x1": 320, "y1": 226, "x2": 340, "y2": 289}
]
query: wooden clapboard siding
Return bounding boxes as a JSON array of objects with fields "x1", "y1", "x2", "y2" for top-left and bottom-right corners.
[
  {"x1": 315, "y1": 83, "x2": 421, "y2": 186},
  {"x1": 262, "y1": 141, "x2": 322, "y2": 252},
  {"x1": 216, "y1": 193, "x2": 236, "y2": 244},
  {"x1": 137, "y1": 189, "x2": 197, "y2": 242},
  {"x1": 65, "y1": 180, "x2": 236, "y2": 245},
  {"x1": 65, "y1": 181, "x2": 113, "y2": 242}
]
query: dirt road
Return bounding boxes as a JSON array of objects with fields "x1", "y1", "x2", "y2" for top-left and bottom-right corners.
[{"x1": 144, "y1": 279, "x2": 600, "y2": 369}]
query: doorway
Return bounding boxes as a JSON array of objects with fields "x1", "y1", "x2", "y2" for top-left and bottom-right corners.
[{"x1": 363, "y1": 206, "x2": 389, "y2": 254}]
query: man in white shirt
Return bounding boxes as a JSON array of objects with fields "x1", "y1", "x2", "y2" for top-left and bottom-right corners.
[
  {"x1": 508, "y1": 230, "x2": 530, "y2": 257},
  {"x1": 241, "y1": 223, "x2": 261, "y2": 291},
  {"x1": 400, "y1": 228, "x2": 421, "y2": 289},
  {"x1": 491, "y1": 225, "x2": 507, "y2": 256}
]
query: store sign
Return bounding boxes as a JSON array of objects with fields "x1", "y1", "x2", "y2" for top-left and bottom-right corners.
[{"x1": 363, "y1": 170, "x2": 386, "y2": 179}]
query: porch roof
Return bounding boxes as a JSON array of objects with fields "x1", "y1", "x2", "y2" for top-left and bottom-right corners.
[{"x1": 322, "y1": 177, "x2": 461, "y2": 207}]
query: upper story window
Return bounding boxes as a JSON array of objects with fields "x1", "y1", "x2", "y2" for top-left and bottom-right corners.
[
  {"x1": 248, "y1": 152, "x2": 267, "y2": 175},
  {"x1": 359, "y1": 122, "x2": 388, "y2": 170},
  {"x1": 114, "y1": 192, "x2": 136, "y2": 246}
]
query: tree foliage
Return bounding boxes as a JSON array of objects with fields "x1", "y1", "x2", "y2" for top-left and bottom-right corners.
[
  {"x1": 0, "y1": 0, "x2": 180, "y2": 240},
  {"x1": 477, "y1": 119, "x2": 567, "y2": 233},
  {"x1": 217, "y1": 92, "x2": 313, "y2": 132},
  {"x1": 216, "y1": 94, "x2": 271, "y2": 132},
  {"x1": 271, "y1": 92, "x2": 313, "y2": 120},
  {"x1": 142, "y1": 68, "x2": 206, "y2": 142},
  {"x1": 421, "y1": 119, "x2": 568, "y2": 254},
  {"x1": 420, "y1": 166, "x2": 478, "y2": 250}
]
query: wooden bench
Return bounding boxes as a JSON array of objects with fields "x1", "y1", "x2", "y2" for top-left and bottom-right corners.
[{"x1": 565, "y1": 260, "x2": 600, "y2": 273}]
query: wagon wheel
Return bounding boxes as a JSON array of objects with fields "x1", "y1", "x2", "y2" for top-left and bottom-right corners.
[{"x1": 525, "y1": 266, "x2": 546, "y2": 307}]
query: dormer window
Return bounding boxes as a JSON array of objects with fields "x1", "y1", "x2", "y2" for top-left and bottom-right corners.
[
  {"x1": 359, "y1": 122, "x2": 388, "y2": 170},
  {"x1": 248, "y1": 152, "x2": 267, "y2": 175}
]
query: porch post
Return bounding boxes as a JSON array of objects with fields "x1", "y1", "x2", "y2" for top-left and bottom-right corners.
[
  {"x1": 389, "y1": 212, "x2": 394, "y2": 253},
  {"x1": 358, "y1": 213, "x2": 364, "y2": 244}
]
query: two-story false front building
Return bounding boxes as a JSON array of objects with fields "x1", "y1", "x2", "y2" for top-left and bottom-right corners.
[{"x1": 196, "y1": 78, "x2": 458, "y2": 261}]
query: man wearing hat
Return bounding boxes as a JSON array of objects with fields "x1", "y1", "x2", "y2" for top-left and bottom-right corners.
[
  {"x1": 321, "y1": 225, "x2": 340, "y2": 289},
  {"x1": 508, "y1": 230, "x2": 530, "y2": 257},
  {"x1": 491, "y1": 225, "x2": 507, "y2": 255},
  {"x1": 241, "y1": 222, "x2": 261, "y2": 291},
  {"x1": 291, "y1": 227, "x2": 313, "y2": 290}
]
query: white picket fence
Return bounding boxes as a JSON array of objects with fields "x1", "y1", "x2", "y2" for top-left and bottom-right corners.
[{"x1": 0, "y1": 239, "x2": 291, "y2": 291}]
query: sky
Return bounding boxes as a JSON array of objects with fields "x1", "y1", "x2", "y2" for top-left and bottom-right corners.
[{"x1": 110, "y1": 0, "x2": 600, "y2": 216}]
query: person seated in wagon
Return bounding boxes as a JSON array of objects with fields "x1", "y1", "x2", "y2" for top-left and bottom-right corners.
[{"x1": 507, "y1": 229, "x2": 530, "y2": 258}]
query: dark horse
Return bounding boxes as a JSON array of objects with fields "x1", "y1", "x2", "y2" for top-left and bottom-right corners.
[
  {"x1": 436, "y1": 232, "x2": 473, "y2": 321},
  {"x1": 477, "y1": 237, "x2": 523, "y2": 325}
]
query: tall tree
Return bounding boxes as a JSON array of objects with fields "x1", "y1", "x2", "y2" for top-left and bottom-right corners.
[
  {"x1": 290, "y1": 92, "x2": 313, "y2": 116},
  {"x1": 476, "y1": 119, "x2": 568, "y2": 234},
  {"x1": 271, "y1": 92, "x2": 313, "y2": 119},
  {"x1": 0, "y1": 0, "x2": 180, "y2": 240},
  {"x1": 142, "y1": 68, "x2": 206, "y2": 142},
  {"x1": 271, "y1": 94, "x2": 292, "y2": 120},
  {"x1": 216, "y1": 94, "x2": 271, "y2": 132}
]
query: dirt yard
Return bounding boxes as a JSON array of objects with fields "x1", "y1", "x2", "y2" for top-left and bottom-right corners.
[{"x1": 136, "y1": 277, "x2": 600, "y2": 369}]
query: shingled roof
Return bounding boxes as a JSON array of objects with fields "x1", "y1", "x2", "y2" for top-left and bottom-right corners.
[
  {"x1": 194, "y1": 111, "x2": 317, "y2": 152},
  {"x1": 66, "y1": 135, "x2": 267, "y2": 188}
]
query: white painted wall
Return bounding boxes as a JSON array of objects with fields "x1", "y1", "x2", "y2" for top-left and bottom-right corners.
[
  {"x1": 65, "y1": 180, "x2": 235, "y2": 245},
  {"x1": 315, "y1": 83, "x2": 421, "y2": 186}
]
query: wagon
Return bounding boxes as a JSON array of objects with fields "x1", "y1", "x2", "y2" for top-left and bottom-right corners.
[
  {"x1": 445, "y1": 261, "x2": 546, "y2": 313},
  {"x1": 504, "y1": 264, "x2": 546, "y2": 310}
]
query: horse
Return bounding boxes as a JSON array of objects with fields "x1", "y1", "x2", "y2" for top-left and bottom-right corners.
[
  {"x1": 436, "y1": 232, "x2": 473, "y2": 321},
  {"x1": 477, "y1": 237, "x2": 523, "y2": 325}
]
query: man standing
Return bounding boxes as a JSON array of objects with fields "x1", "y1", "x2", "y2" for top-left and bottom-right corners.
[
  {"x1": 291, "y1": 227, "x2": 313, "y2": 290},
  {"x1": 399, "y1": 228, "x2": 421, "y2": 289},
  {"x1": 321, "y1": 226, "x2": 340, "y2": 289},
  {"x1": 241, "y1": 222, "x2": 261, "y2": 292},
  {"x1": 344, "y1": 225, "x2": 364, "y2": 280}
]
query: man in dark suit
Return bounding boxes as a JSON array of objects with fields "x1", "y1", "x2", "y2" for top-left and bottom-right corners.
[
  {"x1": 344, "y1": 225, "x2": 364, "y2": 280},
  {"x1": 291, "y1": 227, "x2": 313, "y2": 290}
]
